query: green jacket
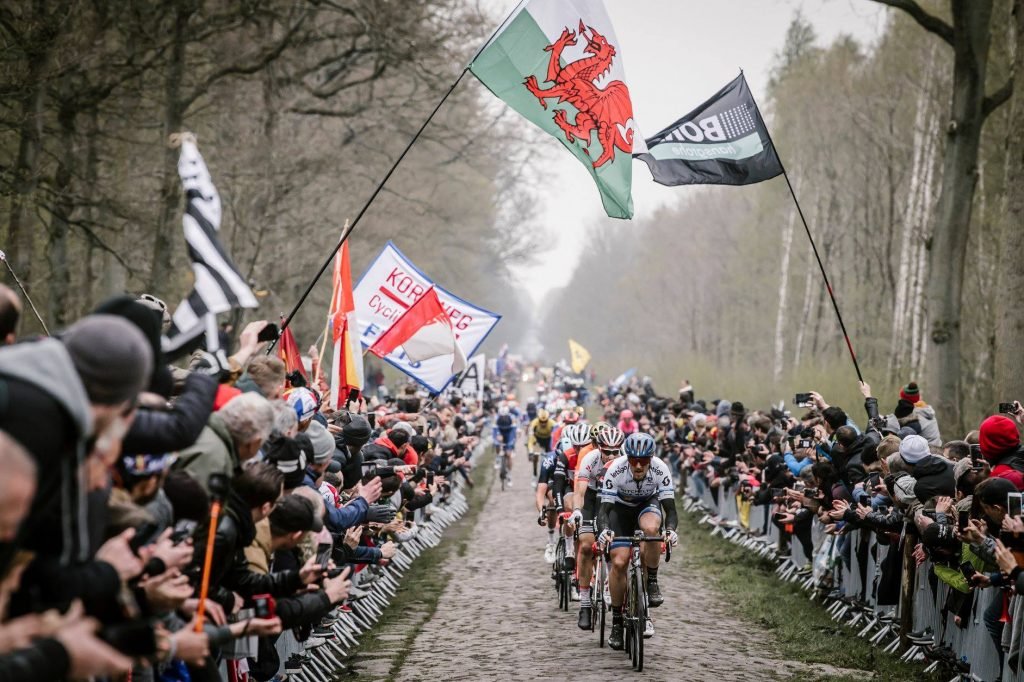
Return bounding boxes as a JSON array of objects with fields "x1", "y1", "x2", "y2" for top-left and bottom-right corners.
[{"x1": 173, "y1": 413, "x2": 238, "y2": 492}]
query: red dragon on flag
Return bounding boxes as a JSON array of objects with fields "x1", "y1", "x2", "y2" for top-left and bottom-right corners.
[{"x1": 524, "y1": 21, "x2": 636, "y2": 169}]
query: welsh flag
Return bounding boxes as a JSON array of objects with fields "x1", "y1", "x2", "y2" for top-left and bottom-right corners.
[
  {"x1": 329, "y1": 241, "x2": 364, "y2": 409},
  {"x1": 368, "y1": 286, "x2": 467, "y2": 374},
  {"x1": 470, "y1": 0, "x2": 643, "y2": 219}
]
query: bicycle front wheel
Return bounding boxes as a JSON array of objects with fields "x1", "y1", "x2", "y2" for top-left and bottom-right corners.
[
  {"x1": 597, "y1": 557, "x2": 607, "y2": 646},
  {"x1": 500, "y1": 455, "x2": 507, "y2": 491},
  {"x1": 633, "y1": 566, "x2": 646, "y2": 671}
]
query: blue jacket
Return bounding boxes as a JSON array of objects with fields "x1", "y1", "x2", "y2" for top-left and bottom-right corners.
[
  {"x1": 304, "y1": 470, "x2": 368, "y2": 532},
  {"x1": 784, "y1": 450, "x2": 812, "y2": 476}
]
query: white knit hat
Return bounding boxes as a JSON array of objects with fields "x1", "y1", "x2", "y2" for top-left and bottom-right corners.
[{"x1": 899, "y1": 434, "x2": 930, "y2": 465}]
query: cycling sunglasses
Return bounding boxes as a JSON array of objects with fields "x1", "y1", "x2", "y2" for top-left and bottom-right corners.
[{"x1": 627, "y1": 456, "x2": 651, "y2": 465}]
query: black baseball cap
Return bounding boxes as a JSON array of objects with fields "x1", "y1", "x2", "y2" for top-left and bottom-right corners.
[{"x1": 270, "y1": 495, "x2": 323, "y2": 534}]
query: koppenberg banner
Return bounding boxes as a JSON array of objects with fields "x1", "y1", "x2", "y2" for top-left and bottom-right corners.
[{"x1": 353, "y1": 241, "x2": 501, "y2": 392}]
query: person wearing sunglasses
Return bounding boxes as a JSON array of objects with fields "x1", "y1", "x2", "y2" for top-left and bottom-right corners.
[{"x1": 597, "y1": 432, "x2": 679, "y2": 648}]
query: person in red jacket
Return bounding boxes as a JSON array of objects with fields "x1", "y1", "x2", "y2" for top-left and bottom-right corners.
[{"x1": 979, "y1": 414, "x2": 1024, "y2": 490}]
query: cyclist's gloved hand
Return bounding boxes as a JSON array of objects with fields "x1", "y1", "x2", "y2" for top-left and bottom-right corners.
[
  {"x1": 554, "y1": 503, "x2": 564, "y2": 513},
  {"x1": 536, "y1": 510, "x2": 547, "y2": 527},
  {"x1": 568, "y1": 509, "x2": 582, "y2": 528},
  {"x1": 598, "y1": 529, "x2": 614, "y2": 548},
  {"x1": 666, "y1": 529, "x2": 679, "y2": 547}
]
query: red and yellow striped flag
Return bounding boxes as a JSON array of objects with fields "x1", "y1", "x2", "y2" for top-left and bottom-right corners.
[{"x1": 329, "y1": 241, "x2": 363, "y2": 408}]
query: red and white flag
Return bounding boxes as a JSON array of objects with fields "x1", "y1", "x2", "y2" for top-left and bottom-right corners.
[
  {"x1": 329, "y1": 241, "x2": 364, "y2": 410},
  {"x1": 368, "y1": 286, "x2": 466, "y2": 373}
]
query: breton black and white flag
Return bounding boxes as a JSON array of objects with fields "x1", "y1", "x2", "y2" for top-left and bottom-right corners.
[
  {"x1": 635, "y1": 73, "x2": 783, "y2": 186},
  {"x1": 163, "y1": 138, "x2": 258, "y2": 357}
]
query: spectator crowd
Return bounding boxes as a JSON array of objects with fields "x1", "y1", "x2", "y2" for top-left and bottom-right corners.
[
  {"x1": 0, "y1": 285, "x2": 483, "y2": 681},
  {"x1": 589, "y1": 372, "x2": 1024, "y2": 681}
]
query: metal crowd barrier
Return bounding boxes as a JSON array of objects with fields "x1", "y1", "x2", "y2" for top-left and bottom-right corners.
[
  {"x1": 282, "y1": 442, "x2": 481, "y2": 682},
  {"x1": 683, "y1": 478, "x2": 1024, "y2": 682}
]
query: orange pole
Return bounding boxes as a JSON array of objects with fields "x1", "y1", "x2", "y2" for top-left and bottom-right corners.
[{"x1": 194, "y1": 499, "x2": 222, "y2": 632}]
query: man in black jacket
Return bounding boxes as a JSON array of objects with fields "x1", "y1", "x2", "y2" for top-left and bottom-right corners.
[{"x1": 192, "y1": 463, "x2": 325, "y2": 616}]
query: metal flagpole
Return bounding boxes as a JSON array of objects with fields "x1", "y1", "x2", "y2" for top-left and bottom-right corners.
[
  {"x1": 271, "y1": 1, "x2": 525, "y2": 352},
  {"x1": 0, "y1": 250, "x2": 49, "y2": 336},
  {"x1": 747, "y1": 79, "x2": 864, "y2": 383}
]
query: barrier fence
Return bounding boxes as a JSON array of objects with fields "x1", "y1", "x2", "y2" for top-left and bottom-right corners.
[
  {"x1": 273, "y1": 447, "x2": 478, "y2": 682},
  {"x1": 683, "y1": 477, "x2": 1021, "y2": 682}
]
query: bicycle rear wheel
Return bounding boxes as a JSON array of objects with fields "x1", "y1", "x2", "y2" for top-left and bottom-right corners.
[{"x1": 632, "y1": 566, "x2": 646, "y2": 671}]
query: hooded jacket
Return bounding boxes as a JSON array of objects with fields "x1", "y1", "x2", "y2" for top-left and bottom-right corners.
[
  {"x1": 172, "y1": 413, "x2": 238, "y2": 492},
  {"x1": 360, "y1": 435, "x2": 400, "y2": 464},
  {"x1": 909, "y1": 455, "x2": 955, "y2": 505},
  {"x1": 0, "y1": 339, "x2": 92, "y2": 565},
  {"x1": 0, "y1": 340, "x2": 124, "y2": 619},
  {"x1": 913, "y1": 404, "x2": 942, "y2": 447}
]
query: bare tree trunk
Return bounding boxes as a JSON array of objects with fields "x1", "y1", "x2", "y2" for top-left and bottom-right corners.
[
  {"x1": 924, "y1": 0, "x2": 996, "y2": 436},
  {"x1": 7, "y1": 59, "x2": 47, "y2": 291},
  {"x1": 47, "y1": 99, "x2": 77, "y2": 327},
  {"x1": 891, "y1": 53, "x2": 936, "y2": 372},
  {"x1": 773, "y1": 206, "x2": 797, "y2": 382},
  {"x1": 148, "y1": 3, "x2": 192, "y2": 292},
  {"x1": 995, "y1": 0, "x2": 1024, "y2": 405}
]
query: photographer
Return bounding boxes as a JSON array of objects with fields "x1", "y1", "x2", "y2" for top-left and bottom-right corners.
[{"x1": 188, "y1": 464, "x2": 327, "y2": 618}]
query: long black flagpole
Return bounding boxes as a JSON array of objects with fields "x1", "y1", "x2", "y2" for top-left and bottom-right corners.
[
  {"x1": 271, "y1": 1, "x2": 526, "y2": 351},
  {"x1": 273, "y1": 68, "x2": 468, "y2": 347},
  {"x1": 747, "y1": 75, "x2": 864, "y2": 383}
]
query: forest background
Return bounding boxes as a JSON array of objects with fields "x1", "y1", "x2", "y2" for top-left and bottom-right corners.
[{"x1": 1, "y1": 0, "x2": 1022, "y2": 434}]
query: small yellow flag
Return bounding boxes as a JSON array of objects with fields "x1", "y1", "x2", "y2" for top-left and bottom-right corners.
[{"x1": 568, "y1": 339, "x2": 591, "y2": 374}]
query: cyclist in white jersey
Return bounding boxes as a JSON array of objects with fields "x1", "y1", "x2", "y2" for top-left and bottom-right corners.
[{"x1": 597, "y1": 432, "x2": 679, "y2": 649}]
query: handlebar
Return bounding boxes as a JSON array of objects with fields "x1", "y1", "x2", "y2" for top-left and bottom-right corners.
[{"x1": 600, "y1": 534, "x2": 672, "y2": 561}]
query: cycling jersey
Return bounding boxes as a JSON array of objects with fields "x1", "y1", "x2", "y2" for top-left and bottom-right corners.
[
  {"x1": 576, "y1": 450, "x2": 606, "y2": 491},
  {"x1": 531, "y1": 417, "x2": 554, "y2": 440},
  {"x1": 537, "y1": 452, "x2": 557, "y2": 488},
  {"x1": 600, "y1": 455, "x2": 674, "y2": 507}
]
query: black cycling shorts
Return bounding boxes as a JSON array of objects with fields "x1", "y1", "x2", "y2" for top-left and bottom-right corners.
[
  {"x1": 605, "y1": 500, "x2": 662, "y2": 549},
  {"x1": 579, "y1": 488, "x2": 599, "y2": 535}
]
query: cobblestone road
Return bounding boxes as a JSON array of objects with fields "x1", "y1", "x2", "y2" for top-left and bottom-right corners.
[{"x1": 390, "y1": 448, "x2": 856, "y2": 681}]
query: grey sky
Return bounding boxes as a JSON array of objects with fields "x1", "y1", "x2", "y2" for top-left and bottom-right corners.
[{"x1": 477, "y1": 0, "x2": 890, "y2": 302}]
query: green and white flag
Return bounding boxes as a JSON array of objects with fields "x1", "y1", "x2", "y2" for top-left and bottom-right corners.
[{"x1": 470, "y1": 0, "x2": 643, "y2": 219}]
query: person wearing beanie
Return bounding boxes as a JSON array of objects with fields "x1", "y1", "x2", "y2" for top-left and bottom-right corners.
[
  {"x1": 979, "y1": 415, "x2": 1024, "y2": 490},
  {"x1": 897, "y1": 434, "x2": 954, "y2": 505},
  {"x1": 900, "y1": 382, "x2": 921, "y2": 404},
  {"x1": 300, "y1": 424, "x2": 336, "y2": 493},
  {"x1": 0, "y1": 314, "x2": 156, "y2": 622},
  {"x1": 265, "y1": 436, "x2": 309, "y2": 490},
  {"x1": 899, "y1": 435, "x2": 929, "y2": 465},
  {"x1": 898, "y1": 381, "x2": 942, "y2": 446},
  {"x1": 893, "y1": 399, "x2": 923, "y2": 438},
  {"x1": 306, "y1": 421, "x2": 335, "y2": 466}
]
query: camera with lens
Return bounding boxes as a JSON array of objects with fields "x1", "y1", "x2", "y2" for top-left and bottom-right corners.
[{"x1": 252, "y1": 594, "x2": 276, "y2": 619}]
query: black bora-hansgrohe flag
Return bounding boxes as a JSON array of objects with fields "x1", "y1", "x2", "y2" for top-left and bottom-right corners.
[{"x1": 635, "y1": 73, "x2": 783, "y2": 186}]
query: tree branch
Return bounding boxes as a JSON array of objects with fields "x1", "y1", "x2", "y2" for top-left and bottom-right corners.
[
  {"x1": 982, "y1": 75, "x2": 1014, "y2": 119},
  {"x1": 867, "y1": 0, "x2": 954, "y2": 45}
]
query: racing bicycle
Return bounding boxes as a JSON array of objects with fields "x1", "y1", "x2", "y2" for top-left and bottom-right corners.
[{"x1": 611, "y1": 532, "x2": 670, "y2": 672}]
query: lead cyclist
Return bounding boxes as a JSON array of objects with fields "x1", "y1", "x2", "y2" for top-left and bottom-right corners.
[{"x1": 596, "y1": 432, "x2": 679, "y2": 648}]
